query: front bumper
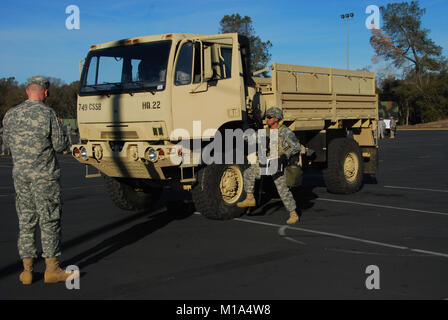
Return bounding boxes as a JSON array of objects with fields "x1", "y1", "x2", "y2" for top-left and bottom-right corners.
[{"x1": 71, "y1": 141, "x2": 183, "y2": 179}]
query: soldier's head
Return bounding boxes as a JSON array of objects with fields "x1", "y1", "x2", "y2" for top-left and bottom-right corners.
[
  {"x1": 265, "y1": 107, "x2": 283, "y2": 128},
  {"x1": 26, "y1": 76, "x2": 50, "y2": 102}
]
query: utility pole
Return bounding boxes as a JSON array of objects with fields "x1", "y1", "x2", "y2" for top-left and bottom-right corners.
[{"x1": 341, "y1": 13, "x2": 354, "y2": 70}]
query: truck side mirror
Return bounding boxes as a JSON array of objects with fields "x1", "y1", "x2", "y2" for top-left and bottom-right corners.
[{"x1": 203, "y1": 45, "x2": 213, "y2": 82}]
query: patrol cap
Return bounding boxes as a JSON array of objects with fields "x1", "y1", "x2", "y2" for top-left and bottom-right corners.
[
  {"x1": 27, "y1": 76, "x2": 50, "y2": 90},
  {"x1": 266, "y1": 107, "x2": 283, "y2": 120}
]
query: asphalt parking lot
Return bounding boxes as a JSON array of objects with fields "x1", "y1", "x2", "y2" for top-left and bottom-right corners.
[{"x1": 0, "y1": 130, "x2": 447, "y2": 300}]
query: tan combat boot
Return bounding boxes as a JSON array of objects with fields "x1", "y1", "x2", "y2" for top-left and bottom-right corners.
[
  {"x1": 44, "y1": 257, "x2": 73, "y2": 283},
  {"x1": 286, "y1": 210, "x2": 299, "y2": 225},
  {"x1": 237, "y1": 193, "x2": 256, "y2": 208},
  {"x1": 19, "y1": 258, "x2": 33, "y2": 285}
]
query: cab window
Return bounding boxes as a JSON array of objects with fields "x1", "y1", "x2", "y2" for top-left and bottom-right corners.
[{"x1": 175, "y1": 42, "x2": 193, "y2": 85}]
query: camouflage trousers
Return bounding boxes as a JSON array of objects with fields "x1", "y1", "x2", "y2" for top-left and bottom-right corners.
[
  {"x1": 243, "y1": 163, "x2": 297, "y2": 212},
  {"x1": 13, "y1": 176, "x2": 62, "y2": 259}
]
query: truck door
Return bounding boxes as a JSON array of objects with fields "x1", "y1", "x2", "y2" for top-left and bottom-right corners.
[{"x1": 171, "y1": 34, "x2": 244, "y2": 139}]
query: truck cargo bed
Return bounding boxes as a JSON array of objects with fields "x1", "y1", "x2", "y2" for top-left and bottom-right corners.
[{"x1": 258, "y1": 63, "x2": 378, "y2": 127}]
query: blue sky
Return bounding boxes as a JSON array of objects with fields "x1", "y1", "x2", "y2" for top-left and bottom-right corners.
[{"x1": 0, "y1": 0, "x2": 447, "y2": 84}]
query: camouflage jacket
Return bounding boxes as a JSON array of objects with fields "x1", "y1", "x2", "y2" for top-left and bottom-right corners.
[
  {"x1": 390, "y1": 119, "x2": 397, "y2": 129},
  {"x1": 266, "y1": 124, "x2": 301, "y2": 159},
  {"x1": 2, "y1": 99, "x2": 69, "y2": 180}
]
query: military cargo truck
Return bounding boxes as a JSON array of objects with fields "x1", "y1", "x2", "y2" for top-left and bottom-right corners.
[{"x1": 72, "y1": 33, "x2": 378, "y2": 219}]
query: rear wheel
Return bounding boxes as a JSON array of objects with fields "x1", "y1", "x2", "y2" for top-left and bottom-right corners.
[
  {"x1": 323, "y1": 138, "x2": 363, "y2": 194},
  {"x1": 104, "y1": 176, "x2": 162, "y2": 211},
  {"x1": 192, "y1": 164, "x2": 246, "y2": 220}
]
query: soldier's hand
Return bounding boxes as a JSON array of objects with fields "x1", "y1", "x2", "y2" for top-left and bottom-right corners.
[
  {"x1": 247, "y1": 153, "x2": 258, "y2": 164},
  {"x1": 306, "y1": 149, "x2": 315, "y2": 157}
]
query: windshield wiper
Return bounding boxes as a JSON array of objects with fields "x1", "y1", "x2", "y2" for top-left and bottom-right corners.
[
  {"x1": 102, "y1": 82, "x2": 123, "y2": 88},
  {"x1": 129, "y1": 81, "x2": 158, "y2": 94},
  {"x1": 89, "y1": 82, "x2": 123, "y2": 89},
  {"x1": 88, "y1": 85, "x2": 108, "y2": 92}
]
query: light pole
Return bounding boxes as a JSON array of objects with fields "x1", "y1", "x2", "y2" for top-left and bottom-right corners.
[{"x1": 341, "y1": 12, "x2": 354, "y2": 70}]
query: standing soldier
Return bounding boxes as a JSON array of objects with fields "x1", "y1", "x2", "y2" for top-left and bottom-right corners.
[
  {"x1": 237, "y1": 107, "x2": 302, "y2": 225},
  {"x1": 390, "y1": 116, "x2": 397, "y2": 139},
  {"x1": 378, "y1": 118, "x2": 386, "y2": 139},
  {"x1": 0, "y1": 126, "x2": 11, "y2": 156},
  {"x1": 66, "y1": 121, "x2": 73, "y2": 146},
  {"x1": 2, "y1": 76, "x2": 73, "y2": 285}
]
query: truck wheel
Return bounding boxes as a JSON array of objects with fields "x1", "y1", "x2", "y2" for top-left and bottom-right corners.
[
  {"x1": 104, "y1": 176, "x2": 161, "y2": 211},
  {"x1": 192, "y1": 164, "x2": 246, "y2": 220},
  {"x1": 323, "y1": 138, "x2": 364, "y2": 194}
]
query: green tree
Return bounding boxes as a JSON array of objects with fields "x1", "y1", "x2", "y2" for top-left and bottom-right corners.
[
  {"x1": 0, "y1": 77, "x2": 79, "y2": 123},
  {"x1": 370, "y1": 1, "x2": 444, "y2": 89},
  {"x1": 46, "y1": 78, "x2": 79, "y2": 119},
  {"x1": 371, "y1": 1, "x2": 448, "y2": 123},
  {"x1": 391, "y1": 81, "x2": 420, "y2": 125},
  {"x1": 219, "y1": 13, "x2": 272, "y2": 76},
  {"x1": 0, "y1": 77, "x2": 26, "y2": 122}
]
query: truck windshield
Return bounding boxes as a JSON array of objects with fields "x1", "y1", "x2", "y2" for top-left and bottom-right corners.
[{"x1": 79, "y1": 40, "x2": 172, "y2": 95}]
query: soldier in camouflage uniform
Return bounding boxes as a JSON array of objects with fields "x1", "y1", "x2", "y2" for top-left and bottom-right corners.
[
  {"x1": 0, "y1": 126, "x2": 11, "y2": 156},
  {"x1": 390, "y1": 116, "x2": 397, "y2": 139},
  {"x1": 237, "y1": 107, "x2": 301, "y2": 225},
  {"x1": 2, "y1": 76, "x2": 74, "y2": 285},
  {"x1": 378, "y1": 118, "x2": 386, "y2": 139}
]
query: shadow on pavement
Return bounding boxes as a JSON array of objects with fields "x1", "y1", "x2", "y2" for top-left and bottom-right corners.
[
  {"x1": 0, "y1": 191, "x2": 194, "y2": 282},
  {"x1": 64, "y1": 200, "x2": 194, "y2": 271},
  {"x1": 245, "y1": 171, "x2": 377, "y2": 219}
]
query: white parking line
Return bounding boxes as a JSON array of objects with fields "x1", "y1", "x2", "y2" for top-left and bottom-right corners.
[
  {"x1": 316, "y1": 198, "x2": 448, "y2": 217},
  {"x1": 384, "y1": 185, "x2": 448, "y2": 193},
  {"x1": 234, "y1": 218, "x2": 448, "y2": 259}
]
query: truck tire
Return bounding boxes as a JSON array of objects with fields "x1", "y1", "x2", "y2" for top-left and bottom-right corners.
[
  {"x1": 192, "y1": 164, "x2": 246, "y2": 220},
  {"x1": 323, "y1": 138, "x2": 364, "y2": 194},
  {"x1": 104, "y1": 176, "x2": 161, "y2": 211}
]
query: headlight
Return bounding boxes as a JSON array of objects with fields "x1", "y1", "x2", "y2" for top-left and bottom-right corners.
[
  {"x1": 147, "y1": 148, "x2": 158, "y2": 162},
  {"x1": 80, "y1": 147, "x2": 88, "y2": 160}
]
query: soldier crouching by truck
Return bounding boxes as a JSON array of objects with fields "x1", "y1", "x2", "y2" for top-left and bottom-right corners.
[{"x1": 237, "y1": 107, "x2": 302, "y2": 225}]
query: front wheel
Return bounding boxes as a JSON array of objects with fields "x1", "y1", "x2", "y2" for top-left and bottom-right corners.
[
  {"x1": 104, "y1": 176, "x2": 162, "y2": 211},
  {"x1": 323, "y1": 138, "x2": 364, "y2": 194},
  {"x1": 192, "y1": 164, "x2": 247, "y2": 220}
]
